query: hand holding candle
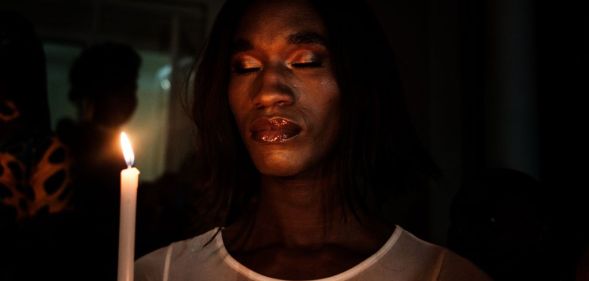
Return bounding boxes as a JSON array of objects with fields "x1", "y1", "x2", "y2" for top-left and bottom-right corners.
[{"x1": 118, "y1": 132, "x2": 140, "y2": 281}]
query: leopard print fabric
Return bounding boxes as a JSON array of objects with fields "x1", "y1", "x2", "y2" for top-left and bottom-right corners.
[{"x1": 0, "y1": 136, "x2": 72, "y2": 221}]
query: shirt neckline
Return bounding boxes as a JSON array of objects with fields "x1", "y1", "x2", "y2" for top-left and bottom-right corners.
[{"x1": 215, "y1": 225, "x2": 403, "y2": 281}]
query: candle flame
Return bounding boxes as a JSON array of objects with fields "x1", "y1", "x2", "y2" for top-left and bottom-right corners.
[{"x1": 120, "y1": 132, "x2": 134, "y2": 167}]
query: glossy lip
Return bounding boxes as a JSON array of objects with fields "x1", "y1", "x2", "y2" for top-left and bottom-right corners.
[{"x1": 249, "y1": 117, "x2": 302, "y2": 144}]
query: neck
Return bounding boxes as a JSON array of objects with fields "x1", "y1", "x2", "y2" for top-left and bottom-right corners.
[
  {"x1": 230, "y1": 171, "x2": 393, "y2": 253},
  {"x1": 253, "y1": 174, "x2": 339, "y2": 247},
  {"x1": 221, "y1": 171, "x2": 394, "y2": 279}
]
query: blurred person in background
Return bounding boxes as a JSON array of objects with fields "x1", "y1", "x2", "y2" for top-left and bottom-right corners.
[
  {"x1": 1, "y1": 10, "x2": 73, "y2": 281},
  {"x1": 56, "y1": 41, "x2": 141, "y2": 281}
]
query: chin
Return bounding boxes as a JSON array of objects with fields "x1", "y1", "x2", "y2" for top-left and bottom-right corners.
[
  {"x1": 257, "y1": 161, "x2": 302, "y2": 177},
  {"x1": 253, "y1": 153, "x2": 306, "y2": 177}
]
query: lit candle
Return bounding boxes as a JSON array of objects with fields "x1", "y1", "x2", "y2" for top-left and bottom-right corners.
[{"x1": 118, "y1": 132, "x2": 140, "y2": 281}]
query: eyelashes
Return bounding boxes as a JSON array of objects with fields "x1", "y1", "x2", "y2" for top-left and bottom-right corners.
[
  {"x1": 232, "y1": 58, "x2": 262, "y2": 74},
  {"x1": 231, "y1": 55, "x2": 325, "y2": 75},
  {"x1": 291, "y1": 60, "x2": 323, "y2": 68},
  {"x1": 233, "y1": 64, "x2": 261, "y2": 74}
]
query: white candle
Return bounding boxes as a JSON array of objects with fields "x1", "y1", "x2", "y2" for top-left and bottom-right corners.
[{"x1": 118, "y1": 132, "x2": 140, "y2": 281}]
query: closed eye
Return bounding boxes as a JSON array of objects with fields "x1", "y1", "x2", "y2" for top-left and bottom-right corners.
[
  {"x1": 291, "y1": 61, "x2": 323, "y2": 68},
  {"x1": 231, "y1": 55, "x2": 262, "y2": 75},
  {"x1": 233, "y1": 64, "x2": 261, "y2": 74},
  {"x1": 289, "y1": 50, "x2": 325, "y2": 69}
]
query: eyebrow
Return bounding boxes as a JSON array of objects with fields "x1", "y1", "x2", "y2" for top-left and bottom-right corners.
[
  {"x1": 287, "y1": 31, "x2": 327, "y2": 45},
  {"x1": 231, "y1": 31, "x2": 327, "y2": 53}
]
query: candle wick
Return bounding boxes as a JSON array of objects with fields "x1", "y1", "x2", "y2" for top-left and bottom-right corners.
[{"x1": 127, "y1": 165, "x2": 132, "y2": 169}]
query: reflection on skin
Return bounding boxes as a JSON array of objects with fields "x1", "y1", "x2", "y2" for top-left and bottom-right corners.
[
  {"x1": 228, "y1": 0, "x2": 340, "y2": 178},
  {"x1": 249, "y1": 117, "x2": 302, "y2": 143}
]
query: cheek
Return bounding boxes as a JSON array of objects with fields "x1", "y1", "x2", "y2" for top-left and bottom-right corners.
[
  {"x1": 305, "y1": 76, "x2": 341, "y2": 127},
  {"x1": 228, "y1": 75, "x2": 252, "y2": 109},
  {"x1": 322, "y1": 80, "x2": 340, "y2": 114},
  {"x1": 317, "y1": 79, "x2": 341, "y2": 147}
]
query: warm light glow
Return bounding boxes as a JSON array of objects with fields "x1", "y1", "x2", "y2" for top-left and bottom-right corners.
[{"x1": 120, "y1": 132, "x2": 134, "y2": 167}]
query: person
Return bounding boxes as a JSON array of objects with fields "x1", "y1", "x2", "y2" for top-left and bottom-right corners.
[
  {"x1": 55, "y1": 42, "x2": 141, "y2": 281},
  {"x1": 57, "y1": 41, "x2": 140, "y2": 180},
  {"x1": 136, "y1": 0, "x2": 492, "y2": 280},
  {"x1": 0, "y1": 11, "x2": 74, "y2": 281}
]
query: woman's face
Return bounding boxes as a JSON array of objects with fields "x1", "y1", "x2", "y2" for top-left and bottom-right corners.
[{"x1": 228, "y1": 0, "x2": 341, "y2": 178}]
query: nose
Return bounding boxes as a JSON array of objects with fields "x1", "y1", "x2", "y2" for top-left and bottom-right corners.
[{"x1": 252, "y1": 63, "x2": 295, "y2": 110}]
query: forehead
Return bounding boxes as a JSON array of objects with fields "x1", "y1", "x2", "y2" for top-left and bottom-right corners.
[{"x1": 234, "y1": 0, "x2": 326, "y2": 42}]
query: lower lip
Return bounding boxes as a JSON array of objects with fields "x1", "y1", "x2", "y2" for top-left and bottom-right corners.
[{"x1": 252, "y1": 129, "x2": 300, "y2": 143}]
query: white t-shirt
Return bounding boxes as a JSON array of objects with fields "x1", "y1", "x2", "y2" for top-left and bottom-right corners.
[{"x1": 135, "y1": 226, "x2": 492, "y2": 281}]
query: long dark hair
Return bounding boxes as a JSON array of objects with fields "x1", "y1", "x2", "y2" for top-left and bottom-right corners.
[{"x1": 191, "y1": 0, "x2": 438, "y2": 232}]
